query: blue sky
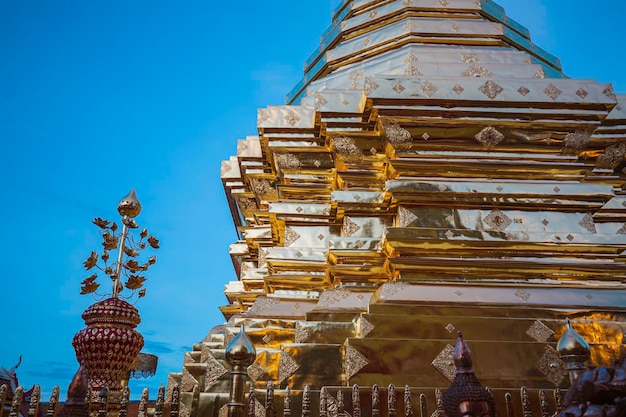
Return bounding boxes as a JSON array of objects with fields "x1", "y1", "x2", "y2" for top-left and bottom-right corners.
[{"x1": 1, "y1": 0, "x2": 624, "y2": 401}]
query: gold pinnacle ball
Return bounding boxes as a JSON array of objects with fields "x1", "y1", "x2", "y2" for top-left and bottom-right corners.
[{"x1": 117, "y1": 189, "x2": 142, "y2": 218}]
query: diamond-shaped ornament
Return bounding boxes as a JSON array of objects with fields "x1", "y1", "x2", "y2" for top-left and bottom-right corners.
[
  {"x1": 526, "y1": 320, "x2": 555, "y2": 343},
  {"x1": 536, "y1": 347, "x2": 567, "y2": 386},
  {"x1": 432, "y1": 344, "x2": 456, "y2": 382}
]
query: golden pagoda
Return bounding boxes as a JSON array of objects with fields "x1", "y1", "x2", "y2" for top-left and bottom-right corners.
[{"x1": 170, "y1": 0, "x2": 626, "y2": 415}]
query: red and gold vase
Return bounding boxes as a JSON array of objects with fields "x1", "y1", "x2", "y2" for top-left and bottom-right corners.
[{"x1": 72, "y1": 297, "x2": 144, "y2": 402}]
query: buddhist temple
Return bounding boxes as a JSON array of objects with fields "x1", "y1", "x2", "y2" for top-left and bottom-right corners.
[{"x1": 169, "y1": 0, "x2": 626, "y2": 415}]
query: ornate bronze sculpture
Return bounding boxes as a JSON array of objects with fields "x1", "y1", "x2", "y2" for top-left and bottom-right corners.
[{"x1": 443, "y1": 332, "x2": 496, "y2": 417}]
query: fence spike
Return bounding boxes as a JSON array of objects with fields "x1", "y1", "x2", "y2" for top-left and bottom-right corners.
[
  {"x1": 372, "y1": 385, "x2": 380, "y2": 417},
  {"x1": 85, "y1": 387, "x2": 93, "y2": 412},
  {"x1": 521, "y1": 387, "x2": 532, "y2": 417},
  {"x1": 539, "y1": 390, "x2": 550, "y2": 417},
  {"x1": 302, "y1": 385, "x2": 311, "y2": 417},
  {"x1": 284, "y1": 386, "x2": 291, "y2": 417},
  {"x1": 27, "y1": 385, "x2": 41, "y2": 417},
  {"x1": 248, "y1": 385, "x2": 256, "y2": 417},
  {"x1": 154, "y1": 384, "x2": 165, "y2": 417},
  {"x1": 431, "y1": 388, "x2": 443, "y2": 417},
  {"x1": 403, "y1": 386, "x2": 413, "y2": 417},
  {"x1": 320, "y1": 387, "x2": 328, "y2": 417},
  {"x1": 388, "y1": 385, "x2": 396, "y2": 417},
  {"x1": 353, "y1": 385, "x2": 361, "y2": 417},
  {"x1": 337, "y1": 390, "x2": 345, "y2": 417},
  {"x1": 266, "y1": 381, "x2": 276, "y2": 417},
  {"x1": 9, "y1": 386, "x2": 24, "y2": 417},
  {"x1": 45, "y1": 386, "x2": 60, "y2": 417},
  {"x1": 138, "y1": 387, "x2": 149, "y2": 417},
  {"x1": 554, "y1": 388, "x2": 564, "y2": 414},
  {"x1": 505, "y1": 392, "x2": 513, "y2": 417},
  {"x1": 119, "y1": 386, "x2": 130, "y2": 417},
  {"x1": 419, "y1": 393, "x2": 426, "y2": 417},
  {"x1": 0, "y1": 385, "x2": 7, "y2": 417},
  {"x1": 97, "y1": 386, "x2": 108, "y2": 417},
  {"x1": 170, "y1": 384, "x2": 180, "y2": 417}
]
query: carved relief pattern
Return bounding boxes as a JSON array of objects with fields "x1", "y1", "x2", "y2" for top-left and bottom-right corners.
[
  {"x1": 452, "y1": 84, "x2": 465, "y2": 95},
  {"x1": 461, "y1": 53, "x2": 479, "y2": 64},
  {"x1": 484, "y1": 209, "x2": 512, "y2": 232},
  {"x1": 346, "y1": 345, "x2": 369, "y2": 379},
  {"x1": 295, "y1": 321, "x2": 311, "y2": 343},
  {"x1": 285, "y1": 110, "x2": 301, "y2": 127},
  {"x1": 544, "y1": 84, "x2": 562, "y2": 100},
  {"x1": 381, "y1": 282, "x2": 410, "y2": 298},
  {"x1": 250, "y1": 178, "x2": 278, "y2": 201},
  {"x1": 344, "y1": 217, "x2": 362, "y2": 237},
  {"x1": 618, "y1": 224, "x2": 626, "y2": 235},
  {"x1": 181, "y1": 369, "x2": 198, "y2": 392},
  {"x1": 399, "y1": 207, "x2": 419, "y2": 227},
  {"x1": 350, "y1": 70, "x2": 365, "y2": 90},
  {"x1": 579, "y1": 213, "x2": 597, "y2": 234},
  {"x1": 516, "y1": 288, "x2": 531, "y2": 302},
  {"x1": 404, "y1": 53, "x2": 422, "y2": 76},
  {"x1": 314, "y1": 93, "x2": 328, "y2": 110},
  {"x1": 383, "y1": 120, "x2": 413, "y2": 150},
  {"x1": 204, "y1": 355, "x2": 228, "y2": 390},
  {"x1": 596, "y1": 143, "x2": 626, "y2": 170},
  {"x1": 284, "y1": 226, "x2": 301, "y2": 247},
  {"x1": 431, "y1": 344, "x2": 456, "y2": 382},
  {"x1": 258, "y1": 109, "x2": 271, "y2": 124},
  {"x1": 479, "y1": 81, "x2": 503, "y2": 99},
  {"x1": 562, "y1": 129, "x2": 592, "y2": 155},
  {"x1": 247, "y1": 296, "x2": 281, "y2": 315},
  {"x1": 247, "y1": 362, "x2": 265, "y2": 382},
  {"x1": 365, "y1": 78, "x2": 379, "y2": 95},
  {"x1": 334, "y1": 136, "x2": 364, "y2": 163},
  {"x1": 462, "y1": 64, "x2": 493, "y2": 78},
  {"x1": 536, "y1": 347, "x2": 567, "y2": 386},
  {"x1": 318, "y1": 287, "x2": 352, "y2": 307},
  {"x1": 359, "y1": 316, "x2": 375, "y2": 338},
  {"x1": 276, "y1": 153, "x2": 302, "y2": 169},
  {"x1": 475, "y1": 126, "x2": 505, "y2": 150},
  {"x1": 603, "y1": 86, "x2": 617, "y2": 101},
  {"x1": 420, "y1": 81, "x2": 438, "y2": 98},
  {"x1": 526, "y1": 320, "x2": 555, "y2": 343},
  {"x1": 518, "y1": 86, "x2": 530, "y2": 96},
  {"x1": 279, "y1": 349, "x2": 301, "y2": 384}
]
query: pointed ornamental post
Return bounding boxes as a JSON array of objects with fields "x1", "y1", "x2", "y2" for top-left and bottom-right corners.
[
  {"x1": 71, "y1": 190, "x2": 159, "y2": 411},
  {"x1": 557, "y1": 318, "x2": 590, "y2": 386},
  {"x1": 225, "y1": 324, "x2": 257, "y2": 417}
]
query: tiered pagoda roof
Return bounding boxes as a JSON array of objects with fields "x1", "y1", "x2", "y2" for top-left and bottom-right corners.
[{"x1": 171, "y1": 1, "x2": 626, "y2": 415}]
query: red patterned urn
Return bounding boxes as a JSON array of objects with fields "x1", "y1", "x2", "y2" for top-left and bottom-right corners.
[{"x1": 72, "y1": 297, "x2": 144, "y2": 398}]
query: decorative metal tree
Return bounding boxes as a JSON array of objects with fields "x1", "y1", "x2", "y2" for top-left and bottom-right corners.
[{"x1": 72, "y1": 190, "x2": 159, "y2": 411}]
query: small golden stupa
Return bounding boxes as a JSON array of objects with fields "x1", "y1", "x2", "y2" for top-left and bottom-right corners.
[{"x1": 170, "y1": 0, "x2": 626, "y2": 415}]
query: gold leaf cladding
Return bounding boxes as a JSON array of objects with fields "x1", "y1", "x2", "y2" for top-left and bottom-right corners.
[
  {"x1": 364, "y1": 78, "x2": 379, "y2": 95},
  {"x1": 579, "y1": 213, "x2": 597, "y2": 234},
  {"x1": 479, "y1": 80, "x2": 503, "y2": 99},
  {"x1": 318, "y1": 287, "x2": 351, "y2": 307},
  {"x1": 544, "y1": 83, "x2": 563, "y2": 101},
  {"x1": 380, "y1": 282, "x2": 410, "y2": 298},
  {"x1": 218, "y1": 404, "x2": 228, "y2": 417},
  {"x1": 398, "y1": 207, "x2": 419, "y2": 227},
  {"x1": 333, "y1": 136, "x2": 364, "y2": 163},
  {"x1": 383, "y1": 120, "x2": 412, "y2": 150},
  {"x1": 250, "y1": 178, "x2": 278, "y2": 201},
  {"x1": 461, "y1": 64, "x2": 493, "y2": 78},
  {"x1": 235, "y1": 195, "x2": 256, "y2": 216},
  {"x1": 279, "y1": 349, "x2": 300, "y2": 384},
  {"x1": 431, "y1": 344, "x2": 456, "y2": 382},
  {"x1": 484, "y1": 209, "x2": 512, "y2": 232},
  {"x1": 247, "y1": 362, "x2": 265, "y2": 382},
  {"x1": 276, "y1": 153, "x2": 302, "y2": 169},
  {"x1": 526, "y1": 320, "x2": 555, "y2": 343},
  {"x1": 284, "y1": 226, "x2": 301, "y2": 246},
  {"x1": 204, "y1": 355, "x2": 228, "y2": 390},
  {"x1": 475, "y1": 126, "x2": 505, "y2": 150},
  {"x1": 596, "y1": 143, "x2": 626, "y2": 170},
  {"x1": 359, "y1": 316, "x2": 375, "y2": 338},
  {"x1": 284, "y1": 110, "x2": 301, "y2": 127},
  {"x1": 314, "y1": 93, "x2": 328, "y2": 110},
  {"x1": 343, "y1": 217, "x2": 362, "y2": 237},
  {"x1": 420, "y1": 81, "x2": 438, "y2": 98},
  {"x1": 295, "y1": 321, "x2": 311, "y2": 343},
  {"x1": 346, "y1": 345, "x2": 369, "y2": 379},
  {"x1": 247, "y1": 296, "x2": 281, "y2": 315},
  {"x1": 536, "y1": 347, "x2": 567, "y2": 386},
  {"x1": 562, "y1": 128, "x2": 592, "y2": 155}
]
